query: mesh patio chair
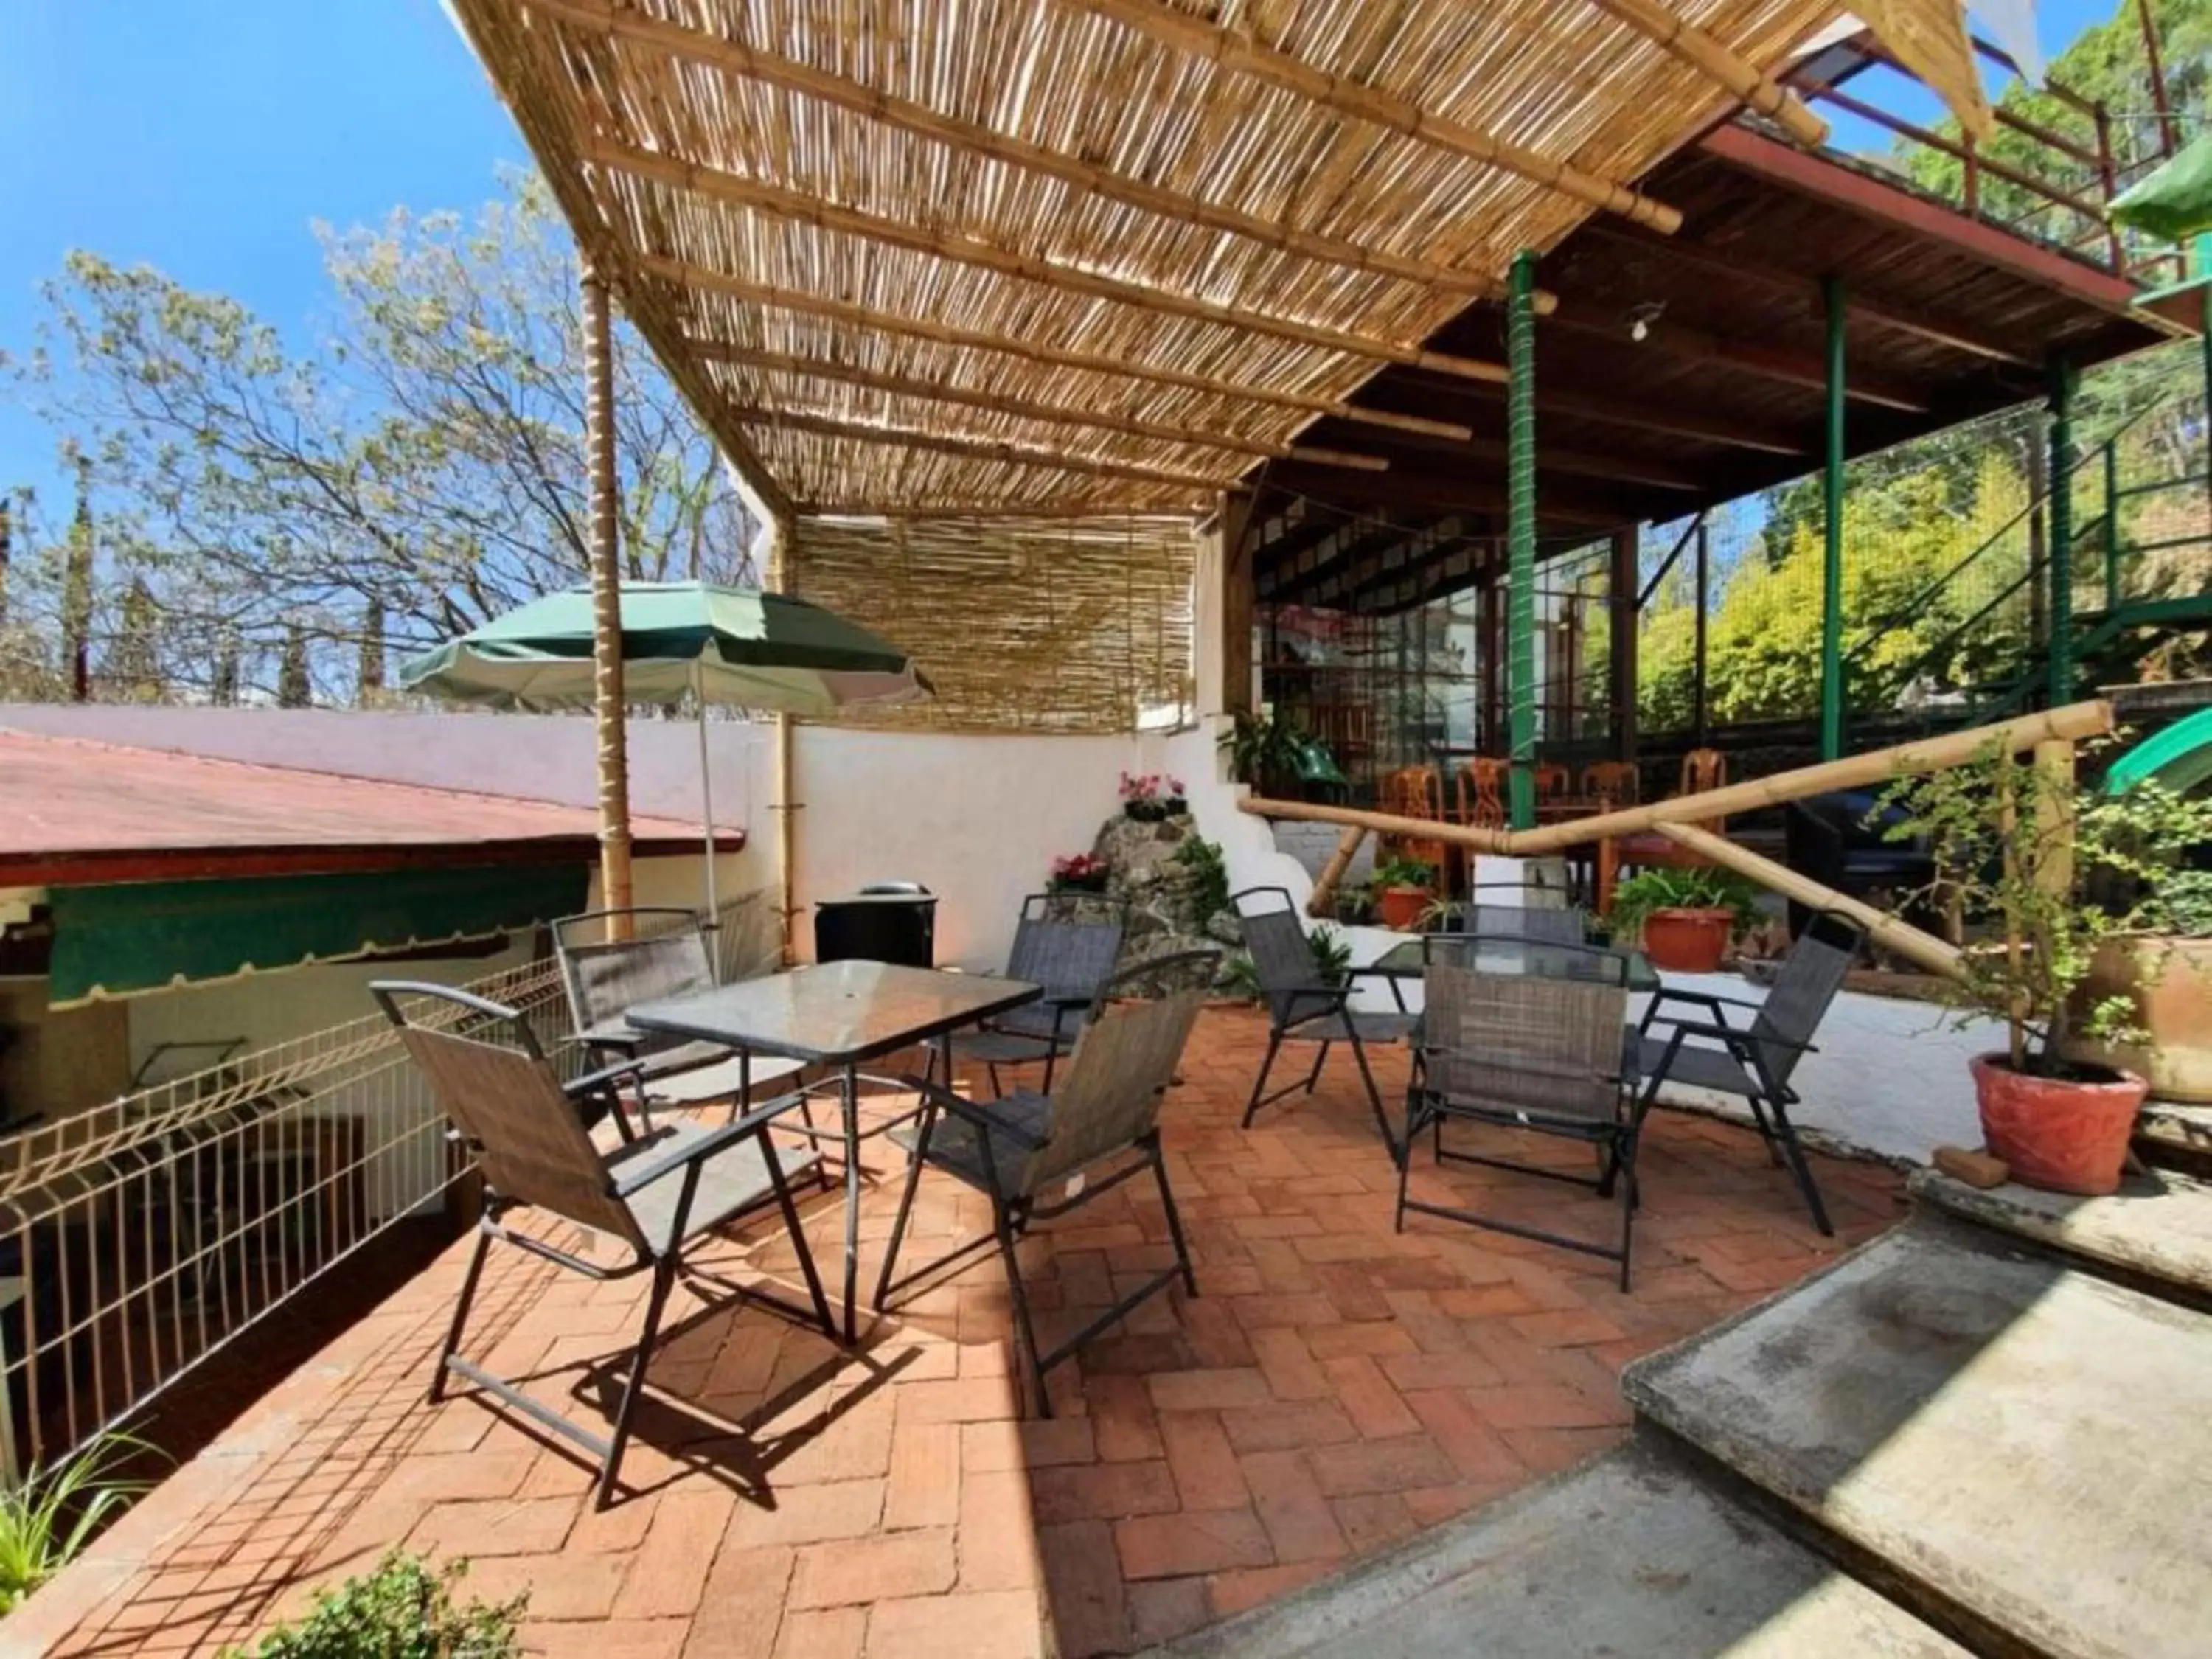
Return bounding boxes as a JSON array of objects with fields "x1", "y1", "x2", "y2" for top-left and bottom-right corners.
[
  {"x1": 945, "y1": 893, "x2": 1127, "y2": 1094},
  {"x1": 872, "y1": 951, "x2": 1217, "y2": 1412},
  {"x1": 372, "y1": 980, "x2": 833, "y2": 1508},
  {"x1": 1397, "y1": 956, "x2": 1644, "y2": 1289},
  {"x1": 1234, "y1": 886, "x2": 1415, "y2": 1156},
  {"x1": 1440, "y1": 881, "x2": 1589, "y2": 945},
  {"x1": 554, "y1": 907, "x2": 812, "y2": 1119},
  {"x1": 1633, "y1": 913, "x2": 1863, "y2": 1236}
]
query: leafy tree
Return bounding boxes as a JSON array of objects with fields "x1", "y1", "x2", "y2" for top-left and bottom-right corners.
[{"x1": 5, "y1": 168, "x2": 758, "y2": 706}]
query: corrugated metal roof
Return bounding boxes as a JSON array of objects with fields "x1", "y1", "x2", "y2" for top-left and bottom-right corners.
[{"x1": 0, "y1": 731, "x2": 734, "y2": 886}]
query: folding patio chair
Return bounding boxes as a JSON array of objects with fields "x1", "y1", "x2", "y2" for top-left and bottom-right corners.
[
  {"x1": 1233, "y1": 886, "x2": 1414, "y2": 1155},
  {"x1": 554, "y1": 906, "x2": 812, "y2": 1121},
  {"x1": 945, "y1": 892, "x2": 1127, "y2": 1094},
  {"x1": 1633, "y1": 913, "x2": 1863, "y2": 1236},
  {"x1": 872, "y1": 951, "x2": 1215, "y2": 1413},
  {"x1": 374, "y1": 979, "x2": 833, "y2": 1508},
  {"x1": 1397, "y1": 956, "x2": 1644, "y2": 1289},
  {"x1": 1449, "y1": 881, "x2": 1589, "y2": 945}
]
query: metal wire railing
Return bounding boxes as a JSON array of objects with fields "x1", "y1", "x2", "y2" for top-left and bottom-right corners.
[{"x1": 0, "y1": 889, "x2": 776, "y2": 1476}]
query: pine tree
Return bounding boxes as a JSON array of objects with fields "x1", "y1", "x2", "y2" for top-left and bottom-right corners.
[
  {"x1": 63, "y1": 456, "x2": 94, "y2": 703},
  {"x1": 356, "y1": 594, "x2": 386, "y2": 701},
  {"x1": 276, "y1": 622, "x2": 312, "y2": 708}
]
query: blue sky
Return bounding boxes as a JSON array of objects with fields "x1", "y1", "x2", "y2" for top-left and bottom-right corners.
[{"x1": 0, "y1": 0, "x2": 2122, "y2": 526}]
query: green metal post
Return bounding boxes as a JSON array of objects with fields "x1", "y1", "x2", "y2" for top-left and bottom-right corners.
[
  {"x1": 1820, "y1": 276, "x2": 1846, "y2": 760},
  {"x1": 2048, "y1": 356, "x2": 2077, "y2": 706},
  {"x1": 2102, "y1": 439, "x2": 2119, "y2": 614},
  {"x1": 1506, "y1": 250, "x2": 1538, "y2": 830},
  {"x1": 2198, "y1": 234, "x2": 2211, "y2": 546}
]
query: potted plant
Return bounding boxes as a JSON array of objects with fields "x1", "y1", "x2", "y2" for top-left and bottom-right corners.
[
  {"x1": 1049, "y1": 851, "x2": 1110, "y2": 894},
  {"x1": 1607, "y1": 867, "x2": 1764, "y2": 973},
  {"x1": 1370, "y1": 857, "x2": 1439, "y2": 932},
  {"x1": 1220, "y1": 712, "x2": 1306, "y2": 795},
  {"x1": 1880, "y1": 747, "x2": 2212, "y2": 1196},
  {"x1": 1333, "y1": 878, "x2": 1376, "y2": 928}
]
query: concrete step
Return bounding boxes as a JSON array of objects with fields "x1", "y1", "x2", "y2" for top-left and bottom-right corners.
[
  {"x1": 1623, "y1": 1214, "x2": 2212, "y2": 1659},
  {"x1": 1157, "y1": 1441, "x2": 1964, "y2": 1659},
  {"x1": 1910, "y1": 1166, "x2": 2212, "y2": 1305},
  {"x1": 2136, "y1": 1098, "x2": 2212, "y2": 1177}
]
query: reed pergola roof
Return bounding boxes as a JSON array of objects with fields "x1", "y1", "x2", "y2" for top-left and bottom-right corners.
[{"x1": 445, "y1": 0, "x2": 1857, "y2": 520}]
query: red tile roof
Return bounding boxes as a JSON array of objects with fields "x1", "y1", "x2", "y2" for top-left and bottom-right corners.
[{"x1": 0, "y1": 731, "x2": 735, "y2": 886}]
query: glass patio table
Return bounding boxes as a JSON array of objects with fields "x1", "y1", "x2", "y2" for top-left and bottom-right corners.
[
  {"x1": 627, "y1": 960, "x2": 1040, "y2": 1342},
  {"x1": 1367, "y1": 933, "x2": 1660, "y2": 994}
]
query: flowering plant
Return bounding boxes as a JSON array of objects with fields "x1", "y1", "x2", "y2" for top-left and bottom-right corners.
[
  {"x1": 1049, "y1": 852, "x2": 1110, "y2": 891},
  {"x1": 1119, "y1": 771, "x2": 1189, "y2": 821}
]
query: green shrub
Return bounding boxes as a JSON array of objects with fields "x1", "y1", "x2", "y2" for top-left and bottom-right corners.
[
  {"x1": 1172, "y1": 833, "x2": 1231, "y2": 922},
  {"x1": 222, "y1": 1550, "x2": 526, "y2": 1658},
  {"x1": 0, "y1": 1433, "x2": 156, "y2": 1615},
  {"x1": 1371, "y1": 857, "x2": 1438, "y2": 891}
]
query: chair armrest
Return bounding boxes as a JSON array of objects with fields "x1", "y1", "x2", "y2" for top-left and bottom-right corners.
[
  {"x1": 894, "y1": 1074, "x2": 1051, "y2": 1149},
  {"x1": 610, "y1": 1088, "x2": 821, "y2": 1198},
  {"x1": 1646, "y1": 1020, "x2": 1812, "y2": 1057},
  {"x1": 1640, "y1": 987, "x2": 1761, "y2": 1034},
  {"x1": 1279, "y1": 986, "x2": 1352, "y2": 1025},
  {"x1": 564, "y1": 1057, "x2": 647, "y2": 1101}
]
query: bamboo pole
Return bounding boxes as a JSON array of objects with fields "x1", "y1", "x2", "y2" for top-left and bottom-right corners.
[
  {"x1": 1307, "y1": 827, "x2": 1368, "y2": 919},
  {"x1": 594, "y1": 142, "x2": 1509, "y2": 383},
  {"x1": 711, "y1": 345, "x2": 1386, "y2": 468},
  {"x1": 1064, "y1": 0, "x2": 1683, "y2": 232},
  {"x1": 1655, "y1": 824, "x2": 1963, "y2": 978},
  {"x1": 728, "y1": 405, "x2": 1231, "y2": 491},
  {"x1": 1237, "y1": 700, "x2": 2118, "y2": 857},
  {"x1": 581, "y1": 265, "x2": 634, "y2": 933},
  {"x1": 1584, "y1": 0, "x2": 1828, "y2": 147},
  {"x1": 532, "y1": 0, "x2": 1525, "y2": 303},
  {"x1": 658, "y1": 262, "x2": 1475, "y2": 440},
  {"x1": 2033, "y1": 737, "x2": 2076, "y2": 901}
]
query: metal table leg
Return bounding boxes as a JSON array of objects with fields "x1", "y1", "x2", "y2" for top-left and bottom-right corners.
[{"x1": 841, "y1": 1062, "x2": 861, "y2": 1343}]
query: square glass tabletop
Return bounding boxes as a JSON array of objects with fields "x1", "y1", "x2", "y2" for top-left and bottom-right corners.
[
  {"x1": 626, "y1": 961, "x2": 1040, "y2": 1065},
  {"x1": 1368, "y1": 933, "x2": 1660, "y2": 993}
]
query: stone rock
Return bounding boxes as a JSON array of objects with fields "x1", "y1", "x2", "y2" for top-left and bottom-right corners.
[
  {"x1": 1094, "y1": 809, "x2": 1206, "y2": 950},
  {"x1": 1205, "y1": 911, "x2": 1246, "y2": 948}
]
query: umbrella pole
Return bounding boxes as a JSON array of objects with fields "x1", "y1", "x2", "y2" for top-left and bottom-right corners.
[
  {"x1": 694, "y1": 659, "x2": 721, "y2": 937},
  {"x1": 582, "y1": 265, "x2": 633, "y2": 934}
]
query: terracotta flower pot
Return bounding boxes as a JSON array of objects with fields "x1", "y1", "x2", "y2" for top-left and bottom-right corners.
[
  {"x1": 1640, "y1": 907, "x2": 1733, "y2": 974},
  {"x1": 1970, "y1": 1052, "x2": 2148, "y2": 1197},
  {"x1": 1376, "y1": 884, "x2": 1432, "y2": 932},
  {"x1": 2059, "y1": 934, "x2": 2212, "y2": 1103}
]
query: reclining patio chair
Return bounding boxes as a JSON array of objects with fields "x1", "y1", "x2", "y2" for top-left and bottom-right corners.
[
  {"x1": 554, "y1": 907, "x2": 813, "y2": 1124},
  {"x1": 1441, "y1": 882, "x2": 1589, "y2": 945},
  {"x1": 374, "y1": 980, "x2": 833, "y2": 1508},
  {"x1": 1397, "y1": 956, "x2": 1644, "y2": 1289},
  {"x1": 945, "y1": 892, "x2": 1127, "y2": 1094},
  {"x1": 1234, "y1": 886, "x2": 1414, "y2": 1155},
  {"x1": 1633, "y1": 913, "x2": 1863, "y2": 1236},
  {"x1": 872, "y1": 951, "x2": 1216, "y2": 1413}
]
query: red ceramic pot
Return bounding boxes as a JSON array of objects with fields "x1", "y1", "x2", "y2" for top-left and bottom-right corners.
[
  {"x1": 1971, "y1": 1052, "x2": 2148, "y2": 1197},
  {"x1": 1376, "y1": 885, "x2": 1432, "y2": 933},
  {"x1": 1641, "y1": 907, "x2": 1733, "y2": 974}
]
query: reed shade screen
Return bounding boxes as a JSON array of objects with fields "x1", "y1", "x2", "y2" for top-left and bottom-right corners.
[
  {"x1": 787, "y1": 514, "x2": 1196, "y2": 731},
  {"x1": 445, "y1": 0, "x2": 1844, "y2": 515}
]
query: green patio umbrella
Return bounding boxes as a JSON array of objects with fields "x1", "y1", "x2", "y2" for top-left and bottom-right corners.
[{"x1": 397, "y1": 580, "x2": 931, "y2": 916}]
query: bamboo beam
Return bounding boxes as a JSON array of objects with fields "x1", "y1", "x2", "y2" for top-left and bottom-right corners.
[
  {"x1": 709, "y1": 345, "x2": 1386, "y2": 470},
  {"x1": 1238, "y1": 793, "x2": 1514, "y2": 852},
  {"x1": 732, "y1": 404, "x2": 1230, "y2": 491},
  {"x1": 1656, "y1": 824, "x2": 1963, "y2": 978},
  {"x1": 581, "y1": 267, "x2": 634, "y2": 932},
  {"x1": 1585, "y1": 0, "x2": 1827, "y2": 147},
  {"x1": 656, "y1": 262, "x2": 1475, "y2": 441},
  {"x1": 531, "y1": 0, "x2": 1534, "y2": 305},
  {"x1": 1066, "y1": 0, "x2": 1683, "y2": 233},
  {"x1": 595, "y1": 142, "x2": 1508, "y2": 382},
  {"x1": 1307, "y1": 827, "x2": 1368, "y2": 918}
]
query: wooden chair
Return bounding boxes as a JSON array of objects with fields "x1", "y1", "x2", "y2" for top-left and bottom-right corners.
[
  {"x1": 1680, "y1": 748, "x2": 1728, "y2": 834},
  {"x1": 1378, "y1": 765, "x2": 1447, "y2": 872},
  {"x1": 1454, "y1": 758, "x2": 1508, "y2": 830},
  {"x1": 1533, "y1": 762, "x2": 1571, "y2": 806},
  {"x1": 1581, "y1": 760, "x2": 1638, "y2": 807}
]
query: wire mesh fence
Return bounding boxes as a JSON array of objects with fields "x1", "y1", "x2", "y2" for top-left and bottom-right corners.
[{"x1": 0, "y1": 888, "x2": 776, "y2": 1476}]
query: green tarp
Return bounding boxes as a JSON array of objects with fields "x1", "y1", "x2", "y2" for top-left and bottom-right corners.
[
  {"x1": 47, "y1": 863, "x2": 588, "y2": 1005},
  {"x1": 2110, "y1": 135, "x2": 2212, "y2": 245}
]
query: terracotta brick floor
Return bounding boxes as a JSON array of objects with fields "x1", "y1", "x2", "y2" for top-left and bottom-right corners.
[{"x1": 29, "y1": 1008, "x2": 1905, "y2": 1659}]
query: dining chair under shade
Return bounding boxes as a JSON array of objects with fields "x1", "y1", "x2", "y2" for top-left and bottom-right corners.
[
  {"x1": 1378, "y1": 765, "x2": 1447, "y2": 872},
  {"x1": 1397, "y1": 956, "x2": 1643, "y2": 1289},
  {"x1": 1455, "y1": 758, "x2": 1508, "y2": 830},
  {"x1": 374, "y1": 979, "x2": 833, "y2": 1508},
  {"x1": 1581, "y1": 759, "x2": 1638, "y2": 806},
  {"x1": 872, "y1": 952, "x2": 1217, "y2": 1412}
]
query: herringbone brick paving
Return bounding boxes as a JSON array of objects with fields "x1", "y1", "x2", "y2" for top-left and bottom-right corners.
[{"x1": 32, "y1": 1007, "x2": 1903, "y2": 1658}]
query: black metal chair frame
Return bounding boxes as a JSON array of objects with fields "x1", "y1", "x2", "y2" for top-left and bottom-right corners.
[
  {"x1": 871, "y1": 952, "x2": 1215, "y2": 1413},
  {"x1": 1397, "y1": 950, "x2": 1644, "y2": 1290},
  {"x1": 955, "y1": 891, "x2": 1130, "y2": 1096},
  {"x1": 1232, "y1": 886, "x2": 1409, "y2": 1159},
  {"x1": 373, "y1": 980, "x2": 836, "y2": 1508},
  {"x1": 1632, "y1": 913, "x2": 1864, "y2": 1237}
]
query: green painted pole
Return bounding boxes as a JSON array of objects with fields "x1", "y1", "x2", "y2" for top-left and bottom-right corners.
[
  {"x1": 1820, "y1": 276, "x2": 1846, "y2": 760},
  {"x1": 2102, "y1": 439, "x2": 2119, "y2": 614},
  {"x1": 2198, "y1": 234, "x2": 2211, "y2": 546},
  {"x1": 1507, "y1": 250, "x2": 1538, "y2": 830},
  {"x1": 2048, "y1": 356, "x2": 2077, "y2": 705}
]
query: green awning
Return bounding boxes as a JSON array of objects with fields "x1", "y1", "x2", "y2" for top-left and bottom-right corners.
[{"x1": 47, "y1": 863, "x2": 588, "y2": 1006}]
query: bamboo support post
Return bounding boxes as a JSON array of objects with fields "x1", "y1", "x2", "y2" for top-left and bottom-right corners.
[
  {"x1": 1307, "y1": 827, "x2": 1368, "y2": 919},
  {"x1": 582, "y1": 265, "x2": 634, "y2": 933},
  {"x1": 1585, "y1": 0, "x2": 1828, "y2": 147},
  {"x1": 1654, "y1": 824, "x2": 1964, "y2": 978},
  {"x1": 660, "y1": 264, "x2": 1476, "y2": 441},
  {"x1": 597, "y1": 143, "x2": 1509, "y2": 382},
  {"x1": 2033, "y1": 737, "x2": 2076, "y2": 901},
  {"x1": 1067, "y1": 0, "x2": 1683, "y2": 234}
]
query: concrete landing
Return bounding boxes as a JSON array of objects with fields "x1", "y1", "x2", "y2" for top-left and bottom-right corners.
[
  {"x1": 1157, "y1": 1442, "x2": 1963, "y2": 1659},
  {"x1": 1910, "y1": 1167, "x2": 2212, "y2": 1300},
  {"x1": 1624, "y1": 1215, "x2": 2212, "y2": 1659}
]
